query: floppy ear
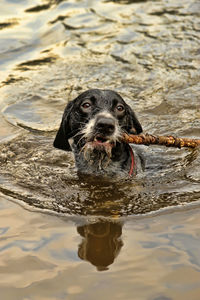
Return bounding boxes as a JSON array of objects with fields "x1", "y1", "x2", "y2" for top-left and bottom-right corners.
[
  {"x1": 53, "y1": 101, "x2": 74, "y2": 151},
  {"x1": 125, "y1": 105, "x2": 143, "y2": 134}
]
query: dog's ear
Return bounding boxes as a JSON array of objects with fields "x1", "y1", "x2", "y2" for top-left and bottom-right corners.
[
  {"x1": 53, "y1": 101, "x2": 74, "y2": 151},
  {"x1": 125, "y1": 105, "x2": 143, "y2": 134}
]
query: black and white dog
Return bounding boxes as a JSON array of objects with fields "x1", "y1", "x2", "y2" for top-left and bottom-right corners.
[{"x1": 53, "y1": 89, "x2": 144, "y2": 177}]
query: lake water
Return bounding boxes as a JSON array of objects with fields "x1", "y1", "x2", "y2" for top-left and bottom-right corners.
[{"x1": 0, "y1": 0, "x2": 200, "y2": 299}]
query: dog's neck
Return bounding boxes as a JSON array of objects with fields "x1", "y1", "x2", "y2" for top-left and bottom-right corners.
[{"x1": 72, "y1": 142, "x2": 136, "y2": 177}]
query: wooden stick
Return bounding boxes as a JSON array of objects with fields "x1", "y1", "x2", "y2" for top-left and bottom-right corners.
[{"x1": 122, "y1": 133, "x2": 200, "y2": 149}]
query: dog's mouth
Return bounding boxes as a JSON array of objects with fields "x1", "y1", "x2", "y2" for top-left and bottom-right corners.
[
  {"x1": 93, "y1": 135, "x2": 114, "y2": 145},
  {"x1": 81, "y1": 134, "x2": 115, "y2": 168}
]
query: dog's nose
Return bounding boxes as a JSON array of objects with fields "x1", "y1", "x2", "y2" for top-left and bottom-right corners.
[{"x1": 95, "y1": 117, "x2": 115, "y2": 135}]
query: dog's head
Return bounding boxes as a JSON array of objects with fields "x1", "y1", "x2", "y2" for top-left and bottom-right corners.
[{"x1": 53, "y1": 89, "x2": 142, "y2": 155}]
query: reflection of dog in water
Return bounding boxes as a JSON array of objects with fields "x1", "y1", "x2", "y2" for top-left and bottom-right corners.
[
  {"x1": 54, "y1": 89, "x2": 144, "y2": 177},
  {"x1": 77, "y1": 221, "x2": 123, "y2": 271}
]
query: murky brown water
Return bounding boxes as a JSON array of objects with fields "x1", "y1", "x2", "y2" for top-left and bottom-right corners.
[{"x1": 0, "y1": 0, "x2": 200, "y2": 299}]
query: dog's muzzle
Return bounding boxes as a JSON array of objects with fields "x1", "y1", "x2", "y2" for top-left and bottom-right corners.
[
  {"x1": 81, "y1": 112, "x2": 121, "y2": 147},
  {"x1": 81, "y1": 114, "x2": 120, "y2": 166},
  {"x1": 93, "y1": 116, "x2": 115, "y2": 144}
]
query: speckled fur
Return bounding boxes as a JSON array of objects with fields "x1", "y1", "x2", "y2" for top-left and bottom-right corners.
[{"x1": 54, "y1": 89, "x2": 144, "y2": 177}]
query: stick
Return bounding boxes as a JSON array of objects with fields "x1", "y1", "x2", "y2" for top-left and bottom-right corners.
[{"x1": 122, "y1": 133, "x2": 200, "y2": 149}]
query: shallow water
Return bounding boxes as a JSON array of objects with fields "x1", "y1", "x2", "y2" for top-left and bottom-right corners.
[
  {"x1": 0, "y1": 0, "x2": 200, "y2": 299},
  {"x1": 1, "y1": 197, "x2": 200, "y2": 300}
]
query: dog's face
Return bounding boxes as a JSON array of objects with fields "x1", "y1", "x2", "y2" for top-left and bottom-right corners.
[{"x1": 54, "y1": 89, "x2": 142, "y2": 154}]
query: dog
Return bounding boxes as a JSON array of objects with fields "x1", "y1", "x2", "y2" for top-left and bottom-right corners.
[{"x1": 53, "y1": 89, "x2": 144, "y2": 177}]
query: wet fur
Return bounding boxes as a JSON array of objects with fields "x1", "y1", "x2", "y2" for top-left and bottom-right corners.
[{"x1": 53, "y1": 89, "x2": 143, "y2": 177}]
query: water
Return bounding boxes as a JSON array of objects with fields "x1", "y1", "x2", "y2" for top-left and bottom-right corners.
[{"x1": 0, "y1": 0, "x2": 200, "y2": 299}]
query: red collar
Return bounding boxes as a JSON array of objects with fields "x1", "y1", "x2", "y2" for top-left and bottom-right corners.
[{"x1": 128, "y1": 145, "x2": 136, "y2": 176}]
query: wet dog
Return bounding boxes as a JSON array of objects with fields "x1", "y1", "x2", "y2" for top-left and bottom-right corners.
[{"x1": 53, "y1": 89, "x2": 144, "y2": 177}]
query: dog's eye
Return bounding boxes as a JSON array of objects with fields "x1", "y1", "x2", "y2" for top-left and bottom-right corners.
[
  {"x1": 116, "y1": 105, "x2": 124, "y2": 112},
  {"x1": 81, "y1": 102, "x2": 91, "y2": 109}
]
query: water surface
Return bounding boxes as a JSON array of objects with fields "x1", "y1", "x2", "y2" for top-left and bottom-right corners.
[{"x1": 0, "y1": 0, "x2": 200, "y2": 299}]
